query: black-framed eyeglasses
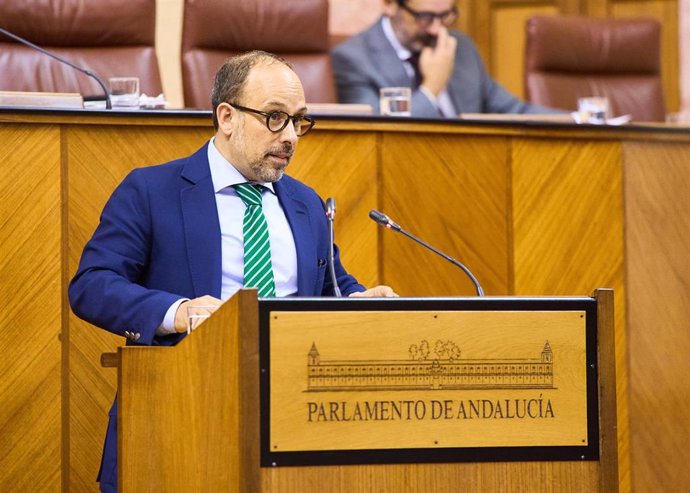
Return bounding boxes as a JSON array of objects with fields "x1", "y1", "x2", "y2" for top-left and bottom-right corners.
[
  {"x1": 228, "y1": 103, "x2": 315, "y2": 137},
  {"x1": 397, "y1": 1, "x2": 458, "y2": 28}
]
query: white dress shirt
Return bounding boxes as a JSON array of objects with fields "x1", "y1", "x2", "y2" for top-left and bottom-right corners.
[{"x1": 157, "y1": 138, "x2": 298, "y2": 334}]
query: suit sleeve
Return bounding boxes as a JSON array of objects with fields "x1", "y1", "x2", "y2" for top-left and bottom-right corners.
[
  {"x1": 331, "y1": 45, "x2": 382, "y2": 112},
  {"x1": 68, "y1": 170, "x2": 183, "y2": 345},
  {"x1": 332, "y1": 43, "x2": 443, "y2": 118}
]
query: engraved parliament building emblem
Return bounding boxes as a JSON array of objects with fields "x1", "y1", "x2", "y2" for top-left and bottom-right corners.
[{"x1": 306, "y1": 340, "x2": 554, "y2": 392}]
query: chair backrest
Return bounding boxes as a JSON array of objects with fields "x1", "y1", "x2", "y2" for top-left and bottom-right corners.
[
  {"x1": 525, "y1": 15, "x2": 665, "y2": 122},
  {"x1": 0, "y1": 0, "x2": 162, "y2": 98},
  {"x1": 181, "y1": 0, "x2": 336, "y2": 109}
]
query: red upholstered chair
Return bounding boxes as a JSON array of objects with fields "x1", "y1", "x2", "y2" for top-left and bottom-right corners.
[
  {"x1": 181, "y1": 0, "x2": 336, "y2": 109},
  {"x1": 525, "y1": 15, "x2": 666, "y2": 122},
  {"x1": 0, "y1": 0, "x2": 162, "y2": 99}
]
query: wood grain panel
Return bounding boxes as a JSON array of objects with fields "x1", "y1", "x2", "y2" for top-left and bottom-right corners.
[
  {"x1": 492, "y1": 4, "x2": 559, "y2": 99},
  {"x1": 13, "y1": 113, "x2": 690, "y2": 491},
  {"x1": 511, "y1": 138, "x2": 629, "y2": 490},
  {"x1": 612, "y1": 0, "x2": 680, "y2": 113},
  {"x1": 262, "y1": 461, "x2": 600, "y2": 492},
  {"x1": 66, "y1": 125, "x2": 211, "y2": 491},
  {"x1": 0, "y1": 125, "x2": 62, "y2": 491},
  {"x1": 289, "y1": 130, "x2": 379, "y2": 287},
  {"x1": 623, "y1": 141, "x2": 690, "y2": 491},
  {"x1": 381, "y1": 133, "x2": 511, "y2": 297}
]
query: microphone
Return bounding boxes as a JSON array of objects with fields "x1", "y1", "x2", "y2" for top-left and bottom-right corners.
[
  {"x1": 369, "y1": 209, "x2": 485, "y2": 296},
  {"x1": 0, "y1": 27, "x2": 112, "y2": 109},
  {"x1": 325, "y1": 198, "x2": 342, "y2": 297}
]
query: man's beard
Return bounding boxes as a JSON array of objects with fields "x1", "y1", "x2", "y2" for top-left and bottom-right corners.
[{"x1": 249, "y1": 143, "x2": 294, "y2": 182}]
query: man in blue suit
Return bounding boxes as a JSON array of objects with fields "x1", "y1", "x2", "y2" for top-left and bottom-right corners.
[
  {"x1": 69, "y1": 50, "x2": 395, "y2": 493},
  {"x1": 332, "y1": 0, "x2": 560, "y2": 117}
]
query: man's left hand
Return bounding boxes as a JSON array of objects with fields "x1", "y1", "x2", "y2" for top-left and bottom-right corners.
[{"x1": 349, "y1": 285, "x2": 398, "y2": 297}]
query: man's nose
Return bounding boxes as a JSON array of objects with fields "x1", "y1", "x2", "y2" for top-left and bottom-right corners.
[
  {"x1": 280, "y1": 118, "x2": 299, "y2": 143},
  {"x1": 426, "y1": 17, "x2": 443, "y2": 35}
]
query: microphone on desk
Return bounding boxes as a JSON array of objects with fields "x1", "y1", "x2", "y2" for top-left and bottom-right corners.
[
  {"x1": 368, "y1": 209, "x2": 485, "y2": 296},
  {"x1": 325, "y1": 198, "x2": 342, "y2": 297},
  {"x1": 0, "y1": 27, "x2": 112, "y2": 109}
]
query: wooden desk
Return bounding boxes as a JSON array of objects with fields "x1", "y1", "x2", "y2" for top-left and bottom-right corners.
[{"x1": 1, "y1": 110, "x2": 688, "y2": 491}]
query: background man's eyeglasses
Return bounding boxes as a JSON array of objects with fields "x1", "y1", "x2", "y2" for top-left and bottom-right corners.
[
  {"x1": 229, "y1": 103, "x2": 316, "y2": 137},
  {"x1": 397, "y1": 1, "x2": 458, "y2": 28}
]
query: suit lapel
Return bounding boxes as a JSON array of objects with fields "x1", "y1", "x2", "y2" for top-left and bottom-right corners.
[
  {"x1": 367, "y1": 20, "x2": 411, "y2": 87},
  {"x1": 274, "y1": 179, "x2": 316, "y2": 296},
  {"x1": 180, "y1": 144, "x2": 222, "y2": 298}
]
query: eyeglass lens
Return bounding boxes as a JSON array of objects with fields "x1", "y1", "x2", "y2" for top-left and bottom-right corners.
[{"x1": 267, "y1": 111, "x2": 313, "y2": 136}]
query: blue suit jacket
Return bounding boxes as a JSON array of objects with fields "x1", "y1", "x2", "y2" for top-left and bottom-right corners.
[
  {"x1": 331, "y1": 17, "x2": 561, "y2": 117},
  {"x1": 68, "y1": 142, "x2": 364, "y2": 492}
]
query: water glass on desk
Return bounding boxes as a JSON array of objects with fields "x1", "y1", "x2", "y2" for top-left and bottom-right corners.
[
  {"x1": 108, "y1": 77, "x2": 140, "y2": 108},
  {"x1": 379, "y1": 87, "x2": 411, "y2": 116},
  {"x1": 186, "y1": 304, "x2": 215, "y2": 334},
  {"x1": 577, "y1": 97, "x2": 609, "y2": 124}
]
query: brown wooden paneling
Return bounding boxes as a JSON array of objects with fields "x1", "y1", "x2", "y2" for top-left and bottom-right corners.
[
  {"x1": 612, "y1": 0, "x2": 681, "y2": 112},
  {"x1": 492, "y1": 4, "x2": 559, "y2": 99},
  {"x1": 288, "y1": 130, "x2": 379, "y2": 288},
  {"x1": 472, "y1": 0, "x2": 580, "y2": 76},
  {"x1": 8, "y1": 112, "x2": 690, "y2": 491},
  {"x1": 511, "y1": 138, "x2": 630, "y2": 490},
  {"x1": 623, "y1": 141, "x2": 690, "y2": 491},
  {"x1": 0, "y1": 124, "x2": 62, "y2": 491},
  {"x1": 381, "y1": 133, "x2": 511, "y2": 297},
  {"x1": 261, "y1": 461, "x2": 601, "y2": 492},
  {"x1": 66, "y1": 125, "x2": 211, "y2": 491}
]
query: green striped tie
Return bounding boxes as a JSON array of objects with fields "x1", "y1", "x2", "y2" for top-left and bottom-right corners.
[{"x1": 232, "y1": 183, "x2": 276, "y2": 297}]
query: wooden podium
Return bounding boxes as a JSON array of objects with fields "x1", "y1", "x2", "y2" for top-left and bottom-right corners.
[{"x1": 113, "y1": 289, "x2": 617, "y2": 492}]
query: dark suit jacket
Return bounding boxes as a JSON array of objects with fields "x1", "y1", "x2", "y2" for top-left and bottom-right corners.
[
  {"x1": 68, "y1": 142, "x2": 364, "y2": 492},
  {"x1": 332, "y1": 17, "x2": 559, "y2": 117}
]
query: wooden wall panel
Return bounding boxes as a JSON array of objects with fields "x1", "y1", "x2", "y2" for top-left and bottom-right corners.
[
  {"x1": 623, "y1": 141, "x2": 690, "y2": 492},
  {"x1": 66, "y1": 125, "x2": 211, "y2": 491},
  {"x1": 492, "y1": 5, "x2": 559, "y2": 100},
  {"x1": 612, "y1": 0, "x2": 680, "y2": 112},
  {"x1": 511, "y1": 138, "x2": 629, "y2": 490},
  {"x1": 289, "y1": 130, "x2": 379, "y2": 288},
  {"x1": 261, "y1": 461, "x2": 601, "y2": 492},
  {"x1": 0, "y1": 125, "x2": 62, "y2": 491},
  {"x1": 9, "y1": 113, "x2": 690, "y2": 491},
  {"x1": 380, "y1": 133, "x2": 511, "y2": 297}
]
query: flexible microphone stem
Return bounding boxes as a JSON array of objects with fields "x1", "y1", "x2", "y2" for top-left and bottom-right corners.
[
  {"x1": 326, "y1": 198, "x2": 342, "y2": 297},
  {"x1": 369, "y1": 210, "x2": 485, "y2": 296},
  {"x1": 0, "y1": 27, "x2": 112, "y2": 109}
]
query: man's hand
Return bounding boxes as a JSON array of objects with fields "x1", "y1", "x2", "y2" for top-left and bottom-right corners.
[
  {"x1": 349, "y1": 285, "x2": 398, "y2": 298},
  {"x1": 419, "y1": 27, "x2": 457, "y2": 96},
  {"x1": 174, "y1": 295, "x2": 223, "y2": 333}
]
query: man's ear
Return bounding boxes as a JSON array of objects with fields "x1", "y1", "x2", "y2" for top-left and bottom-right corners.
[{"x1": 216, "y1": 102, "x2": 234, "y2": 136}]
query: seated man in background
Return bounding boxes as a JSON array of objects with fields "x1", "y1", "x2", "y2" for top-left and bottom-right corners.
[
  {"x1": 332, "y1": 0, "x2": 560, "y2": 117},
  {"x1": 69, "y1": 50, "x2": 395, "y2": 493}
]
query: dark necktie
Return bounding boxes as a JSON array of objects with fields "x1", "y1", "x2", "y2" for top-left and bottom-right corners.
[
  {"x1": 232, "y1": 183, "x2": 276, "y2": 297},
  {"x1": 407, "y1": 52, "x2": 423, "y2": 88}
]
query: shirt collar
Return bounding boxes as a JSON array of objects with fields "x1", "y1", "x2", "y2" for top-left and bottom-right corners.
[
  {"x1": 381, "y1": 16, "x2": 413, "y2": 62},
  {"x1": 207, "y1": 137, "x2": 276, "y2": 194}
]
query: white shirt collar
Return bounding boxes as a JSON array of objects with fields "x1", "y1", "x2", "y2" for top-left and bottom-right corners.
[
  {"x1": 207, "y1": 137, "x2": 276, "y2": 194},
  {"x1": 381, "y1": 16, "x2": 413, "y2": 62}
]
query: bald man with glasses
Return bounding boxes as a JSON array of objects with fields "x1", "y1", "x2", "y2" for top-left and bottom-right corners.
[
  {"x1": 70, "y1": 50, "x2": 395, "y2": 493},
  {"x1": 332, "y1": 0, "x2": 560, "y2": 118}
]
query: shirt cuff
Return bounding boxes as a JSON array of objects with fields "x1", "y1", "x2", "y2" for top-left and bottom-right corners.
[
  {"x1": 419, "y1": 85, "x2": 439, "y2": 106},
  {"x1": 156, "y1": 298, "x2": 188, "y2": 336}
]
